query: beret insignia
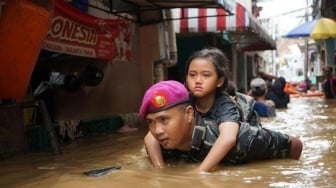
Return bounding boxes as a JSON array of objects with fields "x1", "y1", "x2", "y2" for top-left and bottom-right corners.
[{"x1": 150, "y1": 91, "x2": 167, "y2": 108}]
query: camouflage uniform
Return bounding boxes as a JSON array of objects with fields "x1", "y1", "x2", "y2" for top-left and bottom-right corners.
[{"x1": 163, "y1": 94, "x2": 291, "y2": 165}]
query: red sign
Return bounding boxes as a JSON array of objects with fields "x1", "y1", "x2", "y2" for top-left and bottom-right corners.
[{"x1": 43, "y1": 0, "x2": 132, "y2": 61}]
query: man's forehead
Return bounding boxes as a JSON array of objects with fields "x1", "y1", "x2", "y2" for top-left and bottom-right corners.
[{"x1": 145, "y1": 107, "x2": 179, "y2": 120}]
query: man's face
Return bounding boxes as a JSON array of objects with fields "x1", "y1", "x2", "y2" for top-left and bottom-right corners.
[
  {"x1": 145, "y1": 104, "x2": 193, "y2": 151},
  {"x1": 323, "y1": 67, "x2": 332, "y2": 77}
]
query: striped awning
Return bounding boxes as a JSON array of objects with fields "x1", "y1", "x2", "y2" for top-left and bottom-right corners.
[{"x1": 172, "y1": 2, "x2": 276, "y2": 51}]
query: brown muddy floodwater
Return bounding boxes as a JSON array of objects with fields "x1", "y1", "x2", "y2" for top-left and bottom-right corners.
[{"x1": 0, "y1": 97, "x2": 335, "y2": 188}]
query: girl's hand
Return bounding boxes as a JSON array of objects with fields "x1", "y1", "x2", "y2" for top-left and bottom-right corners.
[{"x1": 186, "y1": 164, "x2": 216, "y2": 174}]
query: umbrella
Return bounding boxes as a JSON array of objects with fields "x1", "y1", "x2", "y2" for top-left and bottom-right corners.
[{"x1": 284, "y1": 17, "x2": 336, "y2": 39}]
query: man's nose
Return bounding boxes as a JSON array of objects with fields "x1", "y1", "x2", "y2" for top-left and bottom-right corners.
[{"x1": 153, "y1": 123, "x2": 164, "y2": 135}]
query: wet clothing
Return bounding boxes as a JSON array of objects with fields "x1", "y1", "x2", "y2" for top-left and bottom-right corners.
[
  {"x1": 162, "y1": 94, "x2": 291, "y2": 164},
  {"x1": 235, "y1": 92, "x2": 261, "y2": 126},
  {"x1": 254, "y1": 101, "x2": 276, "y2": 117},
  {"x1": 199, "y1": 93, "x2": 241, "y2": 125},
  {"x1": 188, "y1": 115, "x2": 291, "y2": 164},
  {"x1": 322, "y1": 77, "x2": 336, "y2": 99},
  {"x1": 266, "y1": 77, "x2": 290, "y2": 108}
]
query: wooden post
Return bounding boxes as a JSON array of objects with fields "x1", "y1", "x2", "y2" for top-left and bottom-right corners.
[{"x1": 38, "y1": 100, "x2": 61, "y2": 156}]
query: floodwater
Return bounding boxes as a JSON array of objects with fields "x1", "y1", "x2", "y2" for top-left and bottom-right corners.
[{"x1": 0, "y1": 97, "x2": 335, "y2": 188}]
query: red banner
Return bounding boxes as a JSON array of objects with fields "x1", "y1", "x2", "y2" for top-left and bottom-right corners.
[{"x1": 43, "y1": 0, "x2": 132, "y2": 61}]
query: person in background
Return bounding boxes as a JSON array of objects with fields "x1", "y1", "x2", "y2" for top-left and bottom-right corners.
[
  {"x1": 296, "y1": 69, "x2": 305, "y2": 82},
  {"x1": 141, "y1": 80, "x2": 303, "y2": 173},
  {"x1": 250, "y1": 78, "x2": 276, "y2": 117},
  {"x1": 266, "y1": 77, "x2": 290, "y2": 108},
  {"x1": 284, "y1": 82, "x2": 298, "y2": 94},
  {"x1": 226, "y1": 81, "x2": 261, "y2": 126},
  {"x1": 253, "y1": 54, "x2": 277, "y2": 86},
  {"x1": 322, "y1": 66, "x2": 336, "y2": 99}
]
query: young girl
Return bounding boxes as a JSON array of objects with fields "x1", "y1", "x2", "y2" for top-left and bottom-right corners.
[
  {"x1": 184, "y1": 48, "x2": 241, "y2": 172},
  {"x1": 184, "y1": 47, "x2": 302, "y2": 172}
]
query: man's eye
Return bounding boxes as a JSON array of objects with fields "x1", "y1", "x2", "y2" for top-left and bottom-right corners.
[
  {"x1": 158, "y1": 117, "x2": 169, "y2": 124},
  {"x1": 144, "y1": 120, "x2": 153, "y2": 126}
]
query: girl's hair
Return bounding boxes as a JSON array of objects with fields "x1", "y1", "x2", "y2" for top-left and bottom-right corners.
[
  {"x1": 225, "y1": 81, "x2": 237, "y2": 97},
  {"x1": 185, "y1": 47, "x2": 230, "y2": 94}
]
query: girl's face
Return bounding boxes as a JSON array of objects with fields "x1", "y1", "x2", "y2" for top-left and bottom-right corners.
[{"x1": 186, "y1": 58, "x2": 224, "y2": 98}]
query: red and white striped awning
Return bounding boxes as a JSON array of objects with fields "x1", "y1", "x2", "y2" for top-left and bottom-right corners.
[{"x1": 172, "y1": 3, "x2": 275, "y2": 51}]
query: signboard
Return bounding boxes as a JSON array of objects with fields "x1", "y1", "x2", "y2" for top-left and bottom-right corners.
[{"x1": 43, "y1": 0, "x2": 132, "y2": 61}]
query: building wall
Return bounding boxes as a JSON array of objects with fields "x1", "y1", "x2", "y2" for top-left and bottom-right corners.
[
  {"x1": 53, "y1": 56, "x2": 145, "y2": 121},
  {"x1": 52, "y1": 14, "x2": 160, "y2": 121},
  {"x1": 138, "y1": 24, "x2": 161, "y2": 89},
  {"x1": 236, "y1": 50, "x2": 247, "y2": 91}
]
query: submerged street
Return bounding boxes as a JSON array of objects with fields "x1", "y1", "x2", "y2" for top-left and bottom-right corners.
[{"x1": 0, "y1": 97, "x2": 335, "y2": 188}]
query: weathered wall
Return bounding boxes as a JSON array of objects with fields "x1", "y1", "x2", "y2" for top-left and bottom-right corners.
[
  {"x1": 138, "y1": 24, "x2": 161, "y2": 90},
  {"x1": 52, "y1": 24, "x2": 160, "y2": 121}
]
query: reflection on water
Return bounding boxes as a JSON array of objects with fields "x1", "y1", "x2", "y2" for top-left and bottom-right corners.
[{"x1": 0, "y1": 97, "x2": 335, "y2": 188}]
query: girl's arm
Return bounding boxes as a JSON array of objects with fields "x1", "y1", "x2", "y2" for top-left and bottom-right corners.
[
  {"x1": 198, "y1": 122, "x2": 239, "y2": 172},
  {"x1": 144, "y1": 131, "x2": 166, "y2": 168}
]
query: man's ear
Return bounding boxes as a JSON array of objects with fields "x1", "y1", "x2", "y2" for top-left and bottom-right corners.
[{"x1": 185, "y1": 105, "x2": 194, "y2": 124}]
